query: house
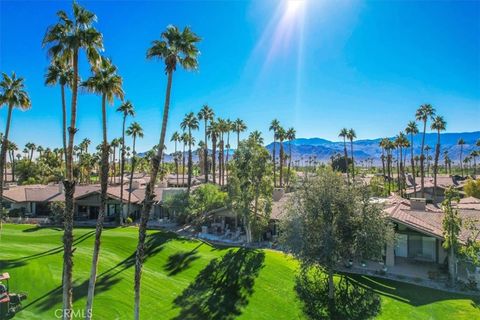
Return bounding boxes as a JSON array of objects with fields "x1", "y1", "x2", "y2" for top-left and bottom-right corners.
[
  {"x1": 2, "y1": 182, "x2": 185, "y2": 224},
  {"x1": 383, "y1": 196, "x2": 480, "y2": 286},
  {"x1": 404, "y1": 175, "x2": 466, "y2": 200}
]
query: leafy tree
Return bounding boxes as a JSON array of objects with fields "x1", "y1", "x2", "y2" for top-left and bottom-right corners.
[
  {"x1": 464, "y1": 179, "x2": 480, "y2": 199},
  {"x1": 330, "y1": 153, "x2": 352, "y2": 173},
  {"x1": 228, "y1": 136, "x2": 273, "y2": 243},
  {"x1": 442, "y1": 187, "x2": 462, "y2": 286},
  {"x1": 280, "y1": 169, "x2": 392, "y2": 304}
]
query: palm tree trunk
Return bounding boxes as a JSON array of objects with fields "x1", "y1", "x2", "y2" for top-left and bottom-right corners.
[
  {"x1": 182, "y1": 144, "x2": 186, "y2": 186},
  {"x1": 433, "y1": 131, "x2": 441, "y2": 203},
  {"x1": 187, "y1": 128, "x2": 192, "y2": 193},
  {"x1": 212, "y1": 138, "x2": 217, "y2": 184},
  {"x1": 128, "y1": 136, "x2": 136, "y2": 218},
  {"x1": 460, "y1": 146, "x2": 464, "y2": 177},
  {"x1": 420, "y1": 121, "x2": 426, "y2": 197},
  {"x1": 61, "y1": 85, "x2": 68, "y2": 176},
  {"x1": 343, "y1": 138, "x2": 350, "y2": 184},
  {"x1": 204, "y1": 120, "x2": 208, "y2": 182},
  {"x1": 174, "y1": 141, "x2": 179, "y2": 186},
  {"x1": 350, "y1": 140, "x2": 355, "y2": 181},
  {"x1": 63, "y1": 49, "x2": 79, "y2": 320},
  {"x1": 85, "y1": 94, "x2": 109, "y2": 319},
  {"x1": 0, "y1": 104, "x2": 14, "y2": 235},
  {"x1": 119, "y1": 115, "x2": 127, "y2": 224},
  {"x1": 279, "y1": 142, "x2": 284, "y2": 187},
  {"x1": 381, "y1": 149, "x2": 386, "y2": 182},
  {"x1": 287, "y1": 141, "x2": 292, "y2": 187},
  {"x1": 272, "y1": 137, "x2": 276, "y2": 187},
  {"x1": 409, "y1": 134, "x2": 416, "y2": 197},
  {"x1": 134, "y1": 70, "x2": 173, "y2": 320},
  {"x1": 225, "y1": 132, "x2": 230, "y2": 186}
]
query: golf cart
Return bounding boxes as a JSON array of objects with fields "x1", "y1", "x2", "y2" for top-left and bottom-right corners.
[{"x1": 0, "y1": 273, "x2": 27, "y2": 319}]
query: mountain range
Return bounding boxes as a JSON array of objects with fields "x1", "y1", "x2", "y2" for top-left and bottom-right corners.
[
  {"x1": 144, "y1": 131, "x2": 479, "y2": 165},
  {"x1": 265, "y1": 131, "x2": 480, "y2": 164}
]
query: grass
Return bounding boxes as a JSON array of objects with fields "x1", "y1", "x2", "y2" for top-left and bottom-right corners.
[{"x1": 0, "y1": 224, "x2": 479, "y2": 319}]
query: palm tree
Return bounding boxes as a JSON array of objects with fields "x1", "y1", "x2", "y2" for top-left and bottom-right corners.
[
  {"x1": 116, "y1": 101, "x2": 135, "y2": 218},
  {"x1": 347, "y1": 128, "x2": 356, "y2": 181},
  {"x1": 25, "y1": 142, "x2": 36, "y2": 163},
  {"x1": 458, "y1": 138, "x2": 466, "y2": 177},
  {"x1": 269, "y1": 119, "x2": 280, "y2": 187},
  {"x1": 430, "y1": 116, "x2": 446, "y2": 202},
  {"x1": 233, "y1": 118, "x2": 247, "y2": 147},
  {"x1": 110, "y1": 138, "x2": 120, "y2": 184},
  {"x1": 471, "y1": 150, "x2": 478, "y2": 175},
  {"x1": 82, "y1": 56, "x2": 124, "y2": 316},
  {"x1": 286, "y1": 127, "x2": 296, "y2": 187},
  {"x1": 0, "y1": 72, "x2": 31, "y2": 235},
  {"x1": 170, "y1": 131, "x2": 181, "y2": 186},
  {"x1": 385, "y1": 140, "x2": 395, "y2": 194},
  {"x1": 395, "y1": 132, "x2": 408, "y2": 196},
  {"x1": 224, "y1": 119, "x2": 233, "y2": 185},
  {"x1": 197, "y1": 105, "x2": 214, "y2": 181},
  {"x1": 45, "y1": 58, "x2": 73, "y2": 172},
  {"x1": 181, "y1": 132, "x2": 188, "y2": 186},
  {"x1": 276, "y1": 127, "x2": 286, "y2": 187},
  {"x1": 126, "y1": 122, "x2": 144, "y2": 218},
  {"x1": 208, "y1": 121, "x2": 219, "y2": 184},
  {"x1": 339, "y1": 128, "x2": 350, "y2": 184},
  {"x1": 415, "y1": 103, "x2": 435, "y2": 197},
  {"x1": 43, "y1": 4, "x2": 103, "y2": 313},
  {"x1": 137, "y1": 25, "x2": 200, "y2": 319},
  {"x1": 180, "y1": 112, "x2": 199, "y2": 193},
  {"x1": 217, "y1": 118, "x2": 228, "y2": 186},
  {"x1": 425, "y1": 145, "x2": 432, "y2": 176},
  {"x1": 405, "y1": 121, "x2": 419, "y2": 195},
  {"x1": 249, "y1": 130, "x2": 264, "y2": 145},
  {"x1": 379, "y1": 138, "x2": 389, "y2": 184},
  {"x1": 7, "y1": 141, "x2": 18, "y2": 182}
]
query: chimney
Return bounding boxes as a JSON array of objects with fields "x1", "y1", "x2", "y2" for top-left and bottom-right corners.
[
  {"x1": 273, "y1": 188, "x2": 285, "y2": 202},
  {"x1": 410, "y1": 198, "x2": 426, "y2": 211}
]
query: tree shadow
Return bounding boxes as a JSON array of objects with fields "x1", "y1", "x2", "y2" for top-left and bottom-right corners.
[
  {"x1": 22, "y1": 226, "x2": 63, "y2": 233},
  {"x1": 346, "y1": 273, "x2": 480, "y2": 307},
  {"x1": 164, "y1": 243, "x2": 202, "y2": 276},
  {"x1": 296, "y1": 267, "x2": 381, "y2": 320},
  {"x1": 173, "y1": 248, "x2": 265, "y2": 320},
  {"x1": 0, "y1": 231, "x2": 95, "y2": 270}
]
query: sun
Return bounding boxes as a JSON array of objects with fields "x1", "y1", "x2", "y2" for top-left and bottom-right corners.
[{"x1": 286, "y1": 0, "x2": 306, "y2": 19}]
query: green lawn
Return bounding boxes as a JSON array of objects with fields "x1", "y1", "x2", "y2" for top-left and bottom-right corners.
[{"x1": 0, "y1": 224, "x2": 478, "y2": 319}]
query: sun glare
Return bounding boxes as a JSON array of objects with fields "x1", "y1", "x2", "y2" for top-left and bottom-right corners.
[{"x1": 286, "y1": 0, "x2": 305, "y2": 19}]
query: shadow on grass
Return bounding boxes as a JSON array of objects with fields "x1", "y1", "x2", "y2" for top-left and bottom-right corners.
[
  {"x1": 22, "y1": 226, "x2": 62, "y2": 233},
  {"x1": 164, "y1": 243, "x2": 202, "y2": 276},
  {"x1": 346, "y1": 273, "x2": 480, "y2": 307},
  {"x1": 23, "y1": 230, "x2": 172, "y2": 314},
  {"x1": 296, "y1": 267, "x2": 381, "y2": 320},
  {"x1": 173, "y1": 248, "x2": 265, "y2": 320},
  {"x1": 0, "y1": 231, "x2": 95, "y2": 270}
]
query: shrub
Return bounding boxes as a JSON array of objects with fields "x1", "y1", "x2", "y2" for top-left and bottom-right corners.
[
  {"x1": 464, "y1": 179, "x2": 480, "y2": 199},
  {"x1": 49, "y1": 201, "x2": 65, "y2": 224}
]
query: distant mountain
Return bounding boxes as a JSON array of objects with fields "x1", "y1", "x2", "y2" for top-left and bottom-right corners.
[
  {"x1": 266, "y1": 131, "x2": 480, "y2": 164},
  {"x1": 139, "y1": 131, "x2": 479, "y2": 165}
]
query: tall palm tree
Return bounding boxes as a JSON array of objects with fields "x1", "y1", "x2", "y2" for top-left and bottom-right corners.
[
  {"x1": 385, "y1": 140, "x2": 395, "y2": 194},
  {"x1": 126, "y1": 122, "x2": 144, "y2": 217},
  {"x1": 471, "y1": 150, "x2": 478, "y2": 175},
  {"x1": 0, "y1": 72, "x2": 31, "y2": 233},
  {"x1": 116, "y1": 101, "x2": 135, "y2": 217},
  {"x1": 339, "y1": 128, "x2": 350, "y2": 184},
  {"x1": 347, "y1": 128, "x2": 356, "y2": 181},
  {"x1": 110, "y1": 138, "x2": 120, "y2": 184},
  {"x1": 208, "y1": 120, "x2": 219, "y2": 184},
  {"x1": 269, "y1": 119, "x2": 280, "y2": 187},
  {"x1": 395, "y1": 132, "x2": 408, "y2": 196},
  {"x1": 405, "y1": 121, "x2": 419, "y2": 195},
  {"x1": 43, "y1": 4, "x2": 103, "y2": 314},
  {"x1": 197, "y1": 105, "x2": 214, "y2": 181},
  {"x1": 286, "y1": 127, "x2": 296, "y2": 187},
  {"x1": 430, "y1": 116, "x2": 446, "y2": 202},
  {"x1": 45, "y1": 58, "x2": 73, "y2": 172},
  {"x1": 415, "y1": 103, "x2": 435, "y2": 197},
  {"x1": 82, "y1": 56, "x2": 124, "y2": 317},
  {"x1": 224, "y1": 119, "x2": 233, "y2": 185},
  {"x1": 276, "y1": 126, "x2": 286, "y2": 187},
  {"x1": 425, "y1": 145, "x2": 432, "y2": 176},
  {"x1": 170, "y1": 131, "x2": 181, "y2": 186},
  {"x1": 137, "y1": 25, "x2": 200, "y2": 319},
  {"x1": 458, "y1": 138, "x2": 466, "y2": 177},
  {"x1": 180, "y1": 112, "x2": 199, "y2": 193},
  {"x1": 233, "y1": 118, "x2": 247, "y2": 147},
  {"x1": 7, "y1": 141, "x2": 18, "y2": 182},
  {"x1": 217, "y1": 118, "x2": 228, "y2": 186},
  {"x1": 181, "y1": 132, "x2": 188, "y2": 186},
  {"x1": 379, "y1": 138, "x2": 388, "y2": 184}
]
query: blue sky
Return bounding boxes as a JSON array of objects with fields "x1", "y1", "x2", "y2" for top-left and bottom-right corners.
[{"x1": 0, "y1": 0, "x2": 479, "y2": 153}]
